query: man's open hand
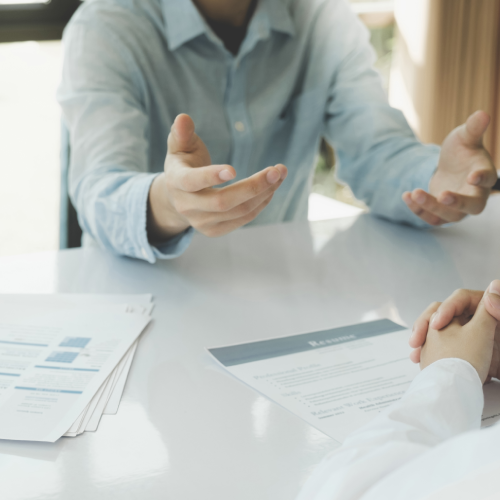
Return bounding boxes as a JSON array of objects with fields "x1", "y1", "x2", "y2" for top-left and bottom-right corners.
[
  {"x1": 147, "y1": 114, "x2": 287, "y2": 242},
  {"x1": 402, "y1": 111, "x2": 497, "y2": 225},
  {"x1": 410, "y1": 281, "x2": 500, "y2": 382}
]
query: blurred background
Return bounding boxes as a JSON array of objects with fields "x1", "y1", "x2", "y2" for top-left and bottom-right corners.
[{"x1": 0, "y1": 0, "x2": 499, "y2": 255}]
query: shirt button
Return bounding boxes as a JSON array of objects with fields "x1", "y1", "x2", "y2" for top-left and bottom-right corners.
[
  {"x1": 234, "y1": 121, "x2": 245, "y2": 132},
  {"x1": 141, "y1": 247, "x2": 148, "y2": 259}
]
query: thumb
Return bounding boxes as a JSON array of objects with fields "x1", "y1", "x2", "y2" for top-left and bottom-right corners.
[
  {"x1": 469, "y1": 292, "x2": 499, "y2": 336},
  {"x1": 459, "y1": 110, "x2": 490, "y2": 148},
  {"x1": 483, "y1": 280, "x2": 500, "y2": 322},
  {"x1": 168, "y1": 114, "x2": 198, "y2": 155}
]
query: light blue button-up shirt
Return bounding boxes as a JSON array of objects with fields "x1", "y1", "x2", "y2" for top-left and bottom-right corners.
[{"x1": 58, "y1": 0, "x2": 440, "y2": 262}]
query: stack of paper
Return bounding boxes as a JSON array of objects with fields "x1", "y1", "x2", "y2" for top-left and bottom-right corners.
[{"x1": 0, "y1": 294, "x2": 153, "y2": 442}]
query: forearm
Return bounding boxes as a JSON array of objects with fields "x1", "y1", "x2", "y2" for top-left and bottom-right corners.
[
  {"x1": 59, "y1": 21, "x2": 193, "y2": 260},
  {"x1": 330, "y1": 104, "x2": 440, "y2": 228},
  {"x1": 322, "y1": 0, "x2": 440, "y2": 228},
  {"x1": 296, "y1": 359, "x2": 483, "y2": 500},
  {"x1": 345, "y1": 134, "x2": 440, "y2": 228},
  {"x1": 72, "y1": 171, "x2": 193, "y2": 262}
]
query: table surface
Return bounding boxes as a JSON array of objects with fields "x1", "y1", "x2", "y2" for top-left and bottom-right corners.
[{"x1": 0, "y1": 196, "x2": 499, "y2": 500}]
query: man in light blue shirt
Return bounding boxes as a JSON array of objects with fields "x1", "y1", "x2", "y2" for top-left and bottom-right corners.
[{"x1": 58, "y1": 0, "x2": 497, "y2": 262}]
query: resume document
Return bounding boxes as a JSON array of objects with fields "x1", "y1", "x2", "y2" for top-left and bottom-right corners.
[{"x1": 209, "y1": 319, "x2": 500, "y2": 443}]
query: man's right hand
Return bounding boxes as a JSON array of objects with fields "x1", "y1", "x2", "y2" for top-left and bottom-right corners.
[{"x1": 147, "y1": 114, "x2": 288, "y2": 242}]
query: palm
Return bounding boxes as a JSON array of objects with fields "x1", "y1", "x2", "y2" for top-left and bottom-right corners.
[
  {"x1": 430, "y1": 120, "x2": 493, "y2": 198},
  {"x1": 403, "y1": 111, "x2": 496, "y2": 225}
]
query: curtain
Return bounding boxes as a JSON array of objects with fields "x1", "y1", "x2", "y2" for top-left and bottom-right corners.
[{"x1": 389, "y1": 0, "x2": 500, "y2": 167}]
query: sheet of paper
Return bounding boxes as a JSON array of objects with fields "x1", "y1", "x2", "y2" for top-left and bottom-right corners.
[
  {"x1": 0, "y1": 306, "x2": 150, "y2": 442},
  {"x1": 85, "y1": 375, "x2": 115, "y2": 432},
  {"x1": 209, "y1": 319, "x2": 500, "y2": 443},
  {"x1": 482, "y1": 380, "x2": 500, "y2": 427},
  {"x1": 104, "y1": 341, "x2": 138, "y2": 415},
  {"x1": 69, "y1": 306, "x2": 148, "y2": 433},
  {"x1": 64, "y1": 383, "x2": 104, "y2": 437},
  {"x1": 209, "y1": 320, "x2": 418, "y2": 443},
  {"x1": 64, "y1": 378, "x2": 107, "y2": 437},
  {"x1": 65, "y1": 406, "x2": 87, "y2": 436},
  {"x1": 73, "y1": 342, "x2": 137, "y2": 433}
]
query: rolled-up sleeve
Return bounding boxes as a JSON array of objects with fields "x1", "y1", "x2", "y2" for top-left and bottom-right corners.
[
  {"x1": 58, "y1": 21, "x2": 192, "y2": 261},
  {"x1": 324, "y1": 1, "x2": 440, "y2": 228}
]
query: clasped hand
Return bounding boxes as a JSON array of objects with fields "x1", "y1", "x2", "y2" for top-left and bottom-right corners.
[{"x1": 410, "y1": 281, "x2": 500, "y2": 383}]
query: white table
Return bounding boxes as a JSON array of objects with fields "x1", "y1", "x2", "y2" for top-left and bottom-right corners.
[{"x1": 0, "y1": 196, "x2": 499, "y2": 500}]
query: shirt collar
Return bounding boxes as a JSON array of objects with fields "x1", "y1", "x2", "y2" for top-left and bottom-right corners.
[
  {"x1": 162, "y1": 0, "x2": 295, "y2": 52},
  {"x1": 263, "y1": 0, "x2": 295, "y2": 37},
  {"x1": 162, "y1": 0, "x2": 207, "y2": 51}
]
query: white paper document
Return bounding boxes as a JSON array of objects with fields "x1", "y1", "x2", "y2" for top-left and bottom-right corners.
[
  {"x1": 104, "y1": 340, "x2": 139, "y2": 415},
  {"x1": 208, "y1": 319, "x2": 500, "y2": 443},
  {"x1": 0, "y1": 305, "x2": 150, "y2": 442},
  {"x1": 0, "y1": 294, "x2": 153, "y2": 438}
]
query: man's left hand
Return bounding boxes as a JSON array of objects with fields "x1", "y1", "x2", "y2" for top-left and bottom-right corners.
[{"x1": 402, "y1": 110, "x2": 497, "y2": 225}]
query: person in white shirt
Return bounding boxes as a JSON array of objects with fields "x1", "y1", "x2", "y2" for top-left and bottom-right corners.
[{"x1": 297, "y1": 280, "x2": 500, "y2": 500}]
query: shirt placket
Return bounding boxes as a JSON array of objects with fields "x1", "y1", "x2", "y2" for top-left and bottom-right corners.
[{"x1": 224, "y1": 56, "x2": 253, "y2": 177}]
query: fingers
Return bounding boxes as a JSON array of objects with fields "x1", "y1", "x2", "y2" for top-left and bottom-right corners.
[
  {"x1": 466, "y1": 163, "x2": 498, "y2": 189},
  {"x1": 218, "y1": 188, "x2": 276, "y2": 223},
  {"x1": 436, "y1": 189, "x2": 489, "y2": 215},
  {"x1": 173, "y1": 164, "x2": 237, "y2": 192},
  {"x1": 430, "y1": 289, "x2": 483, "y2": 330},
  {"x1": 410, "y1": 301, "x2": 441, "y2": 348},
  {"x1": 483, "y1": 280, "x2": 500, "y2": 321},
  {"x1": 458, "y1": 110, "x2": 490, "y2": 149},
  {"x1": 201, "y1": 193, "x2": 275, "y2": 237},
  {"x1": 468, "y1": 293, "x2": 498, "y2": 337},
  {"x1": 405, "y1": 187, "x2": 489, "y2": 221},
  {"x1": 274, "y1": 163, "x2": 288, "y2": 181},
  {"x1": 194, "y1": 165, "x2": 287, "y2": 213},
  {"x1": 402, "y1": 192, "x2": 446, "y2": 225},
  {"x1": 168, "y1": 114, "x2": 198, "y2": 154},
  {"x1": 189, "y1": 188, "x2": 275, "y2": 227},
  {"x1": 409, "y1": 189, "x2": 468, "y2": 220},
  {"x1": 409, "y1": 347, "x2": 421, "y2": 364}
]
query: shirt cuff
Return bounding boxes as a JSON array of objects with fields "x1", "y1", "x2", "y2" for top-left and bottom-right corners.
[
  {"x1": 368, "y1": 144, "x2": 440, "y2": 229},
  {"x1": 127, "y1": 173, "x2": 194, "y2": 263},
  {"x1": 399, "y1": 146, "x2": 440, "y2": 228},
  {"x1": 152, "y1": 227, "x2": 194, "y2": 260},
  {"x1": 402, "y1": 358, "x2": 484, "y2": 437}
]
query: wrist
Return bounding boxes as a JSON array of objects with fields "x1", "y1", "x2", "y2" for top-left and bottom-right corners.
[{"x1": 147, "y1": 173, "x2": 190, "y2": 242}]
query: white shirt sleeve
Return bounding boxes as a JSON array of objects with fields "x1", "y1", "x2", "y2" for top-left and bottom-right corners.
[{"x1": 296, "y1": 358, "x2": 484, "y2": 500}]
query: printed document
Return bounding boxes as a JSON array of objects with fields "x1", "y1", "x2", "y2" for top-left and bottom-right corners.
[
  {"x1": 208, "y1": 319, "x2": 500, "y2": 443},
  {"x1": 0, "y1": 305, "x2": 150, "y2": 442},
  {"x1": 0, "y1": 294, "x2": 153, "y2": 436}
]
